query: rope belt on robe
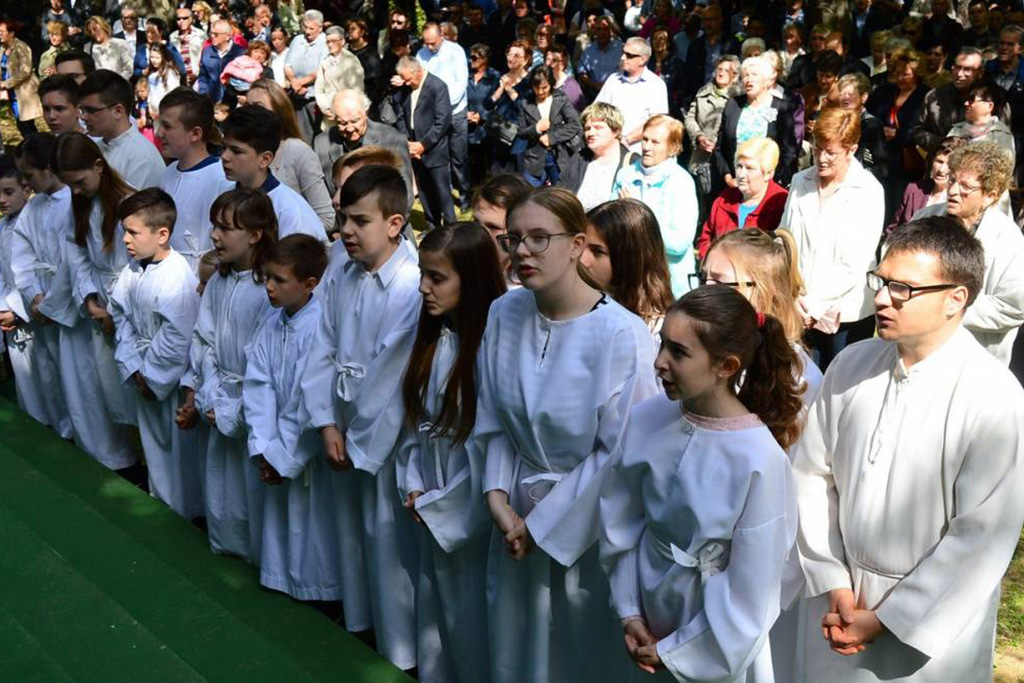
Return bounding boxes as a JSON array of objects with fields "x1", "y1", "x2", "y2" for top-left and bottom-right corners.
[
  {"x1": 419, "y1": 421, "x2": 447, "y2": 489},
  {"x1": 330, "y1": 358, "x2": 365, "y2": 401},
  {"x1": 521, "y1": 470, "x2": 565, "y2": 504},
  {"x1": 647, "y1": 531, "x2": 730, "y2": 587}
]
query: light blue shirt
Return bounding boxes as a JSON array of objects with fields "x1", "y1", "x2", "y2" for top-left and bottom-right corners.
[
  {"x1": 417, "y1": 39, "x2": 468, "y2": 113},
  {"x1": 284, "y1": 33, "x2": 328, "y2": 99}
]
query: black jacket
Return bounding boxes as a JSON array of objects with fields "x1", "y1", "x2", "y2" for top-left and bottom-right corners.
[
  {"x1": 393, "y1": 73, "x2": 453, "y2": 169},
  {"x1": 713, "y1": 94, "x2": 799, "y2": 188},
  {"x1": 516, "y1": 90, "x2": 585, "y2": 191}
]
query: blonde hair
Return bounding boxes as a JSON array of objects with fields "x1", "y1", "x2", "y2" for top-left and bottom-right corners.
[
  {"x1": 813, "y1": 106, "x2": 860, "y2": 149},
  {"x1": 86, "y1": 16, "x2": 112, "y2": 38},
  {"x1": 644, "y1": 114, "x2": 684, "y2": 157},
  {"x1": 706, "y1": 229, "x2": 805, "y2": 344},
  {"x1": 48, "y1": 21, "x2": 70, "y2": 38},
  {"x1": 581, "y1": 102, "x2": 624, "y2": 133},
  {"x1": 736, "y1": 137, "x2": 780, "y2": 174},
  {"x1": 948, "y1": 140, "x2": 1015, "y2": 198}
]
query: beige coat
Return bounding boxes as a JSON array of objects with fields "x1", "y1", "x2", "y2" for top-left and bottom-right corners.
[{"x1": 1, "y1": 38, "x2": 41, "y2": 121}]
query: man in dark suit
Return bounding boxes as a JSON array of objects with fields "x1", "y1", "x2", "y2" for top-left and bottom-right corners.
[
  {"x1": 196, "y1": 18, "x2": 245, "y2": 103},
  {"x1": 111, "y1": 5, "x2": 145, "y2": 55},
  {"x1": 314, "y1": 88, "x2": 417, "y2": 208},
  {"x1": 392, "y1": 56, "x2": 455, "y2": 230}
]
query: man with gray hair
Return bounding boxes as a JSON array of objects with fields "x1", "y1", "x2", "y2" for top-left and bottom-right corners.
[
  {"x1": 392, "y1": 56, "x2": 455, "y2": 229},
  {"x1": 284, "y1": 9, "x2": 328, "y2": 141},
  {"x1": 594, "y1": 36, "x2": 668, "y2": 152},
  {"x1": 313, "y1": 89, "x2": 416, "y2": 209},
  {"x1": 196, "y1": 18, "x2": 244, "y2": 102}
]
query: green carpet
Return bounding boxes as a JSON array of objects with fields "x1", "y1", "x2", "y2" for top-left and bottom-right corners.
[{"x1": 0, "y1": 394, "x2": 412, "y2": 683}]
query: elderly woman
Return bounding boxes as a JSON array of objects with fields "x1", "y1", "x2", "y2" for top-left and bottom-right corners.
[
  {"x1": 780, "y1": 106, "x2": 885, "y2": 369},
  {"x1": 314, "y1": 26, "x2": 364, "y2": 129},
  {"x1": 684, "y1": 54, "x2": 740, "y2": 198},
  {"x1": 38, "y1": 21, "x2": 70, "y2": 78},
  {"x1": 947, "y1": 79, "x2": 1015, "y2": 157},
  {"x1": 284, "y1": 9, "x2": 328, "y2": 141},
  {"x1": 85, "y1": 16, "x2": 133, "y2": 81},
  {"x1": 613, "y1": 114, "x2": 700, "y2": 296},
  {"x1": 697, "y1": 136, "x2": 788, "y2": 259},
  {"x1": 0, "y1": 20, "x2": 41, "y2": 140},
  {"x1": 515, "y1": 65, "x2": 585, "y2": 190},
  {"x1": 906, "y1": 141, "x2": 1024, "y2": 364},
  {"x1": 888, "y1": 136, "x2": 963, "y2": 231},
  {"x1": 577, "y1": 102, "x2": 636, "y2": 210},
  {"x1": 714, "y1": 54, "x2": 798, "y2": 191}
]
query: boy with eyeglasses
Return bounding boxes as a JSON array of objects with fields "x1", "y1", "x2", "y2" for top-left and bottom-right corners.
[{"x1": 793, "y1": 214, "x2": 1024, "y2": 682}]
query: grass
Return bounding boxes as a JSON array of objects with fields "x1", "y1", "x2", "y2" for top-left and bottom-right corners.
[{"x1": 1000, "y1": 531, "x2": 1024, "y2": 649}]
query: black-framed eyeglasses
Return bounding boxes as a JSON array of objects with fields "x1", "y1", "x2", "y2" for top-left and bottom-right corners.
[
  {"x1": 78, "y1": 103, "x2": 114, "y2": 115},
  {"x1": 175, "y1": 15, "x2": 191, "y2": 21},
  {"x1": 866, "y1": 272, "x2": 958, "y2": 302},
  {"x1": 496, "y1": 232, "x2": 573, "y2": 254},
  {"x1": 688, "y1": 273, "x2": 757, "y2": 289}
]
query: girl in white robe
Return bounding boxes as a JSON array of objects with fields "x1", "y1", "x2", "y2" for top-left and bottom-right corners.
[
  {"x1": 109, "y1": 241, "x2": 202, "y2": 520},
  {"x1": 600, "y1": 286, "x2": 805, "y2": 683},
  {"x1": 52, "y1": 133, "x2": 138, "y2": 428},
  {"x1": 243, "y1": 237, "x2": 340, "y2": 602},
  {"x1": 188, "y1": 189, "x2": 276, "y2": 561},
  {"x1": 471, "y1": 188, "x2": 659, "y2": 683},
  {"x1": 398, "y1": 224, "x2": 507, "y2": 683},
  {"x1": 300, "y1": 166, "x2": 422, "y2": 670}
]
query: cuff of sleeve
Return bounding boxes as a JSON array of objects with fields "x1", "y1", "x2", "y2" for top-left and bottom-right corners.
[{"x1": 346, "y1": 437, "x2": 385, "y2": 476}]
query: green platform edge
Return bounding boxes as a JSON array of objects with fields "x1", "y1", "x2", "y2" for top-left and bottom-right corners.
[{"x1": 0, "y1": 392, "x2": 412, "y2": 683}]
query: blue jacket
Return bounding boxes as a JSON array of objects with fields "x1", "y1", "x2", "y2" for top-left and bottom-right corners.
[
  {"x1": 133, "y1": 41, "x2": 187, "y2": 80},
  {"x1": 196, "y1": 42, "x2": 245, "y2": 103}
]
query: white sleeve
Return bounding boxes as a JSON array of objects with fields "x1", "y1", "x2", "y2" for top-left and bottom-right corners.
[
  {"x1": 300, "y1": 284, "x2": 339, "y2": 429},
  {"x1": 961, "y1": 234, "x2": 1024, "y2": 335},
  {"x1": 110, "y1": 268, "x2": 143, "y2": 384},
  {"x1": 139, "y1": 282, "x2": 199, "y2": 400}
]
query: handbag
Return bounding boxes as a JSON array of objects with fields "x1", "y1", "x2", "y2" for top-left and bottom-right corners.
[{"x1": 486, "y1": 116, "x2": 518, "y2": 148}]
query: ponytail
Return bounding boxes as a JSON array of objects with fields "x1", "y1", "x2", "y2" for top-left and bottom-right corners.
[{"x1": 670, "y1": 287, "x2": 805, "y2": 449}]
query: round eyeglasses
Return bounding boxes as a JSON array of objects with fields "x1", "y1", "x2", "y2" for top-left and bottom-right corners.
[{"x1": 496, "y1": 232, "x2": 573, "y2": 254}]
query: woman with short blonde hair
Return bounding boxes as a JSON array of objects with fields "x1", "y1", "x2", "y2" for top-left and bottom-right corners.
[{"x1": 84, "y1": 15, "x2": 133, "y2": 80}]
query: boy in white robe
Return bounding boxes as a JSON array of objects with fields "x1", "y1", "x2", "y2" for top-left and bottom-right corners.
[
  {"x1": 0, "y1": 158, "x2": 54, "y2": 425},
  {"x1": 793, "y1": 215, "x2": 1024, "y2": 682},
  {"x1": 158, "y1": 89, "x2": 236, "y2": 273},
  {"x1": 221, "y1": 106, "x2": 326, "y2": 242},
  {"x1": 109, "y1": 188, "x2": 203, "y2": 518},
  {"x1": 244, "y1": 235, "x2": 340, "y2": 602},
  {"x1": 301, "y1": 165, "x2": 421, "y2": 670}
]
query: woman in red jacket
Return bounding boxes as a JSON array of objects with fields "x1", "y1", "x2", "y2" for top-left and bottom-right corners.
[{"x1": 697, "y1": 136, "x2": 787, "y2": 260}]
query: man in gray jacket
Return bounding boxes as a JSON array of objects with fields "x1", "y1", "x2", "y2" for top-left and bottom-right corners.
[{"x1": 313, "y1": 88, "x2": 415, "y2": 210}]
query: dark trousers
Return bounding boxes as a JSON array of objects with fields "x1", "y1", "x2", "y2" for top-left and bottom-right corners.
[
  {"x1": 414, "y1": 160, "x2": 456, "y2": 229},
  {"x1": 806, "y1": 316, "x2": 876, "y2": 372},
  {"x1": 449, "y1": 109, "x2": 469, "y2": 208}
]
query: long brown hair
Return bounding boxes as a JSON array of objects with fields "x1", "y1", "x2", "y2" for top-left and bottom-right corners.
[
  {"x1": 52, "y1": 132, "x2": 133, "y2": 251},
  {"x1": 586, "y1": 199, "x2": 674, "y2": 325},
  {"x1": 247, "y1": 79, "x2": 303, "y2": 140},
  {"x1": 209, "y1": 188, "x2": 278, "y2": 282},
  {"x1": 402, "y1": 222, "x2": 507, "y2": 444},
  {"x1": 669, "y1": 286, "x2": 805, "y2": 449},
  {"x1": 705, "y1": 229, "x2": 805, "y2": 344}
]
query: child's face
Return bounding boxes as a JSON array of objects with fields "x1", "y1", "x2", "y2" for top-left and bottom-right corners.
[
  {"x1": 418, "y1": 249, "x2": 461, "y2": 316},
  {"x1": 210, "y1": 208, "x2": 260, "y2": 267},
  {"x1": 221, "y1": 135, "x2": 271, "y2": 186},
  {"x1": 265, "y1": 260, "x2": 316, "y2": 313},
  {"x1": 59, "y1": 160, "x2": 104, "y2": 198},
  {"x1": 337, "y1": 192, "x2": 403, "y2": 270},
  {"x1": 0, "y1": 177, "x2": 29, "y2": 216},
  {"x1": 122, "y1": 214, "x2": 169, "y2": 261},
  {"x1": 157, "y1": 105, "x2": 197, "y2": 159},
  {"x1": 41, "y1": 91, "x2": 79, "y2": 134},
  {"x1": 654, "y1": 312, "x2": 729, "y2": 402}
]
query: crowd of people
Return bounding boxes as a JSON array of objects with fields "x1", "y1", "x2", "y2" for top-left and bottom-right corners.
[{"x1": 1, "y1": 0, "x2": 1024, "y2": 682}]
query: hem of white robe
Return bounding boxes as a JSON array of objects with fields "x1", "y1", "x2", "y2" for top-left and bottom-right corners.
[{"x1": 260, "y1": 572, "x2": 342, "y2": 602}]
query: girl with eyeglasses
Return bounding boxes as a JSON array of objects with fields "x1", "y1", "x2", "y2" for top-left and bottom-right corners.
[{"x1": 474, "y1": 187, "x2": 659, "y2": 683}]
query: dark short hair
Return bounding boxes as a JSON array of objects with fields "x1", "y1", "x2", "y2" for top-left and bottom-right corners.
[
  {"x1": 885, "y1": 216, "x2": 985, "y2": 305},
  {"x1": 472, "y1": 172, "x2": 531, "y2": 210},
  {"x1": 814, "y1": 49, "x2": 844, "y2": 75},
  {"x1": 38, "y1": 74, "x2": 82, "y2": 104},
  {"x1": 529, "y1": 64, "x2": 556, "y2": 88},
  {"x1": 159, "y1": 87, "x2": 220, "y2": 143},
  {"x1": 55, "y1": 50, "x2": 96, "y2": 74},
  {"x1": 223, "y1": 105, "x2": 282, "y2": 155},
  {"x1": 79, "y1": 69, "x2": 133, "y2": 112},
  {"x1": 13, "y1": 133, "x2": 57, "y2": 172},
  {"x1": 0, "y1": 154, "x2": 23, "y2": 182},
  {"x1": 117, "y1": 187, "x2": 178, "y2": 235},
  {"x1": 265, "y1": 233, "x2": 328, "y2": 281},
  {"x1": 966, "y1": 77, "x2": 1005, "y2": 112},
  {"x1": 337, "y1": 164, "x2": 409, "y2": 221}
]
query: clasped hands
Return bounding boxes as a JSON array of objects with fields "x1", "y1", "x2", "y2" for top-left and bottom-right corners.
[
  {"x1": 486, "y1": 490, "x2": 534, "y2": 560},
  {"x1": 822, "y1": 588, "x2": 885, "y2": 656},
  {"x1": 622, "y1": 617, "x2": 663, "y2": 674}
]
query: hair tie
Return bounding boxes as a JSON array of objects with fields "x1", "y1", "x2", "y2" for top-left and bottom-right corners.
[{"x1": 756, "y1": 311, "x2": 766, "y2": 328}]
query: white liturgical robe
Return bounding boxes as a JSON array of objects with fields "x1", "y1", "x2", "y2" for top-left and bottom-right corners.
[{"x1": 792, "y1": 328, "x2": 1024, "y2": 682}]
